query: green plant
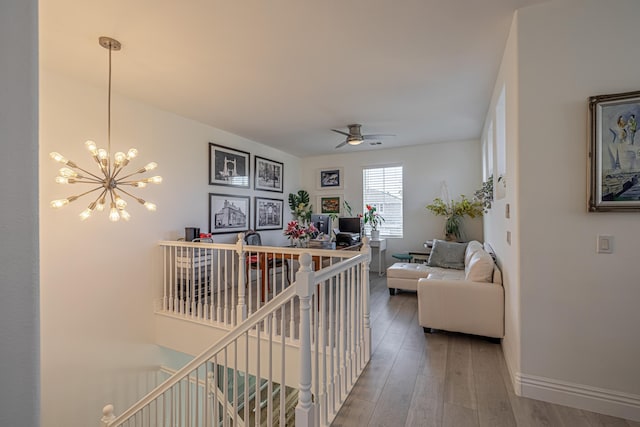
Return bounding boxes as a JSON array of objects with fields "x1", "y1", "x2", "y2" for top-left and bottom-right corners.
[
  {"x1": 474, "y1": 175, "x2": 503, "y2": 212},
  {"x1": 363, "y1": 204, "x2": 385, "y2": 231},
  {"x1": 425, "y1": 195, "x2": 483, "y2": 240},
  {"x1": 288, "y1": 190, "x2": 312, "y2": 224},
  {"x1": 343, "y1": 200, "x2": 354, "y2": 216}
]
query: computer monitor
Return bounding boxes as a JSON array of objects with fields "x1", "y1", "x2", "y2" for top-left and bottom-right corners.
[
  {"x1": 338, "y1": 217, "x2": 362, "y2": 235},
  {"x1": 311, "y1": 214, "x2": 330, "y2": 236}
]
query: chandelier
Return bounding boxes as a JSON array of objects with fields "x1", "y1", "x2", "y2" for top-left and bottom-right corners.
[{"x1": 49, "y1": 36, "x2": 161, "y2": 222}]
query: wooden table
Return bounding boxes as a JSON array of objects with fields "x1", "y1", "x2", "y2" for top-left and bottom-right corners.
[{"x1": 250, "y1": 242, "x2": 361, "y2": 301}]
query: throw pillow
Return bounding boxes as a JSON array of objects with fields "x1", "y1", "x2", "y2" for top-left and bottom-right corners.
[
  {"x1": 427, "y1": 240, "x2": 468, "y2": 270},
  {"x1": 464, "y1": 240, "x2": 483, "y2": 266},
  {"x1": 465, "y1": 249, "x2": 495, "y2": 283}
]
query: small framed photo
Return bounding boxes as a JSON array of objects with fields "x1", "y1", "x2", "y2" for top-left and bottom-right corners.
[
  {"x1": 255, "y1": 197, "x2": 284, "y2": 231},
  {"x1": 589, "y1": 90, "x2": 640, "y2": 211},
  {"x1": 209, "y1": 193, "x2": 250, "y2": 234},
  {"x1": 317, "y1": 167, "x2": 344, "y2": 190},
  {"x1": 318, "y1": 195, "x2": 341, "y2": 214},
  {"x1": 209, "y1": 143, "x2": 250, "y2": 188},
  {"x1": 255, "y1": 156, "x2": 284, "y2": 193}
]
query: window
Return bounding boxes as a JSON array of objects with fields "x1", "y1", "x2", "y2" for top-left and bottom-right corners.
[
  {"x1": 362, "y1": 166, "x2": 403, "y2": 238},
  {"x1": 495, "y1": 85, "x2": 506, "y2": 199}
]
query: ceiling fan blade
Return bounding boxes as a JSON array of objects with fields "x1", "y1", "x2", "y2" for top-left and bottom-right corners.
[
  {"x1": 362, "y1": 134, "x2": 396, "y2": 140},
  {"x1": 331, "y1": 129, "x2": 351, "y2": 137},
  {"x1": 335, "y1": 140, "x2": 348, "y2": 149}
]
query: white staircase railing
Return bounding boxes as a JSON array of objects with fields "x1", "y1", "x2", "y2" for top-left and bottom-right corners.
[
  {"x1": 102, "y1": 240, "x2": 372, "y2": 427},
  {"x1": 158, "y1": 235, "x2": 360, "y2": 333}
]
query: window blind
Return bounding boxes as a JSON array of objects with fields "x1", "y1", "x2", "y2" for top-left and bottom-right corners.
[{"x1": 362, "y1": 166, "x2": 403, "y2": 238}]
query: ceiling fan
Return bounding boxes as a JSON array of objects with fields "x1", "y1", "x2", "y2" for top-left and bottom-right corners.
[{"x1": 332, "y1": 124, "x2": 395, "y2": 149}]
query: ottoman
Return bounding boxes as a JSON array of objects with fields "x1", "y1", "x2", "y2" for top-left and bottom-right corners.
[{"x1": 386, "y1": 262, "x2": 432, "y2": 295}]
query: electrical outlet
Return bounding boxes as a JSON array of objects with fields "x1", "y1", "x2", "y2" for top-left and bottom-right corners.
[
  {"x1": 506, "y1": 230, "x2": 511, "y2": 245},
  {"x1": 505, "y1": 203, "x2": 510, "y2": 219}
]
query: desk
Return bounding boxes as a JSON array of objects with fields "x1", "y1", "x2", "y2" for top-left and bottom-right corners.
[
  {"x1": 369, "y1": 239, "x2": 386, "y2": 276},
  {"x1": 251, "y1": 243, "x2": 361, "y2": 301}
]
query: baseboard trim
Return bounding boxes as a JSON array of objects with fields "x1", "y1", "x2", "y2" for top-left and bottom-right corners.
[{"x1": 518, "y1": 373, "x2": 640, "y2": 422}]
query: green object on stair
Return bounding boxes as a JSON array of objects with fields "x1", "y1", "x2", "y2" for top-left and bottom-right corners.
[{"x1": 392, "y1": 253, "x2": 413, "y2": 262}]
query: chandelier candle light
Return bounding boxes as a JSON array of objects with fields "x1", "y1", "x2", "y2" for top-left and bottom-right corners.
[{"x1": 49, "y1": 36, "x2": 161, "y2": 222}]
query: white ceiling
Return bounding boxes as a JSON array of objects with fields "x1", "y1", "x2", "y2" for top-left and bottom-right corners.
[{"x1": 40, "y1": 0, "x2": 545, "y2": 158}]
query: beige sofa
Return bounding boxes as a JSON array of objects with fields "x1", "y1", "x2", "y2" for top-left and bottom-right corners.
[{"x1": 387, "y1": 240, "x2": 504, "y2": 339}]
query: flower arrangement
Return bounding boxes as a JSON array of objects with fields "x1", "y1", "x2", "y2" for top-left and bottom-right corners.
[
  {"x1": 425, "y1": 195, "x2": 483, "y2": 241},
  {"x1": 284, "y1": 220, "x2": 318, "y2": 246},
  {"x1": 363, "y1": 204, "x2": 385, "y2": 231}
]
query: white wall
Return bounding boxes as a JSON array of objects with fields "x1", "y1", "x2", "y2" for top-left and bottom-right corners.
[
  {"x1": 0, "y1": 1, "x2": 39, "y2": 426},
  {"x1": 511, "y1": 0, "x2": 640, "y2": 420},
  {"x1": 300, "y1": 141, "x2": 483, "y2": 267},
  {"x1": 481, "y1": 15, "x2": 522, "y2": 392},
  {"x1": 39, "y1": 70, "x2": 300, "y2": 426}
]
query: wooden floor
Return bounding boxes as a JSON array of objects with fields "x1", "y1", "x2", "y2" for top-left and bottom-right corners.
[{"x1": 331, "y1": 275, "x2": 640, "y2": 427}]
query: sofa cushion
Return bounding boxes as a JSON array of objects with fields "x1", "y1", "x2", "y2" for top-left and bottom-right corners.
[
  {"x1": 386, "y1": 262, "x2": 432, "y2": 279},
  {"x1": 426, "y1": 269, "x2": 465, "y2": 281},
  {"x1": 427, "y1": 240, "x2": 467, "y2": 270},
  {"x1": 464, "y1": 240, "x2": 483, "y2": 266},
  {"x1": 465, "y1": 249, "x2": 495, "y2": 283}
]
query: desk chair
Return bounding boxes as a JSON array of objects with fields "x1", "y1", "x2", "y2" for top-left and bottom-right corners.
[{"x1": 244, "y1": 231, "x2": 290, "y2": 297}]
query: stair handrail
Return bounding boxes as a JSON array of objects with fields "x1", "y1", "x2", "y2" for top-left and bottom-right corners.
[
  {"x1": 106, "y1": 246, "x2": 370, "y2": 427},
  {"x1": 104, "y1": 283, "x2": 298, "y2": 426}
]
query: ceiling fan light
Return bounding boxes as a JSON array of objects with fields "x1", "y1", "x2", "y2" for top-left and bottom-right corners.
[{"x1": 347, "y1": 136, "x2": 363, "y2": 146}]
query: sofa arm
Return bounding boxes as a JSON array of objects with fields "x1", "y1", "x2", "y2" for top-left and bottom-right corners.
[{"x1": 417, "y1": 278, "x2": 504, "y2": 338}]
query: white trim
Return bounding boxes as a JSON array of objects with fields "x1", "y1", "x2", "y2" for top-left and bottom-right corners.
[
  {"x1": 516, "y1": 373, "x2": 640, "y2": 422},
  {"x1": 501, "y1": 340, "x2": 521, "y2": 395}
]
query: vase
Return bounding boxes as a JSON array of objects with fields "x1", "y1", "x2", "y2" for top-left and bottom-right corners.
[
  {"x1": 291, "y1": 237, "x2": 309, "y2": 248},
  {"x1": 370, "y1": 230, "x2": 380, "y2": 240}
]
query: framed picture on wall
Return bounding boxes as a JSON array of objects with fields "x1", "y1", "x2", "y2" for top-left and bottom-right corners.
[
  {"x1": 255, "y1": 197, "x2": 284, "y2": 231},
  {"x1": 589, "y1": 90, "x2": 640, "y2": 211},
  {"x1": 317, "y1": 167, "x2": 344, "y2": 190},
  {"x1": 209, "y1": 193, "x2": 250, "y2": 234},
  {"x1": 318, "y1": 195, "x2": 341, "y2": 215},
  {"x1": 209, "y1": 143, "x2": 250, "y2": 188},
  {"x1": 255, "y1": 156, "x2": 284, "y2": 193}
]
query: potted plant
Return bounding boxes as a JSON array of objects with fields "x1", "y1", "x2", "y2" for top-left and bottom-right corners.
[
  {"x1": 363, "y1": 204, "x2": 385, "y2": 240},
  {"x1": 288, "y1": 190, "x2": 312, "y2": 225},
  {"x1": 425, "y1": 195, "x2": 483, "y2": 241}
]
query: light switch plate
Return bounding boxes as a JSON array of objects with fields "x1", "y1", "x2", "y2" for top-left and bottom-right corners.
[{"x1": 597, "y1": 235, "x2": 613, "y2": 253}]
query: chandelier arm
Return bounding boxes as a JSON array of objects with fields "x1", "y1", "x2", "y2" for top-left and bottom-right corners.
[
  {"x1": 116, "y1": 187, "x2": 144, "y2": 202},
  {"x1": 111, "y1": 165, "x2": 124, "y2": 179},
  {"x1": 93, "y1": 188, "x2": 108, "y2": 203},
  {"x1": 66, "y1": 185, "x2": 105, "y2": 201},
  {"x1": 71, "y1": 165, "x2": 106, "y2": 181},
  {"x1": 72, "y1": 180, "x2": 105, "y2": 184},
  {"x1": 116, "y1": 170, "x2": 145, "y2": 181}
]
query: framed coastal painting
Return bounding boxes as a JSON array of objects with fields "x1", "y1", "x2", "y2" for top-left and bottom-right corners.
[
  {"x1": 318, "y1": 195, "x2": 341, "y2": 214},
  {"x1": 209, "y1": 143, "x2": 250, "y2": 188},
  {"x1": 589, "y1": 90, "x2": 640, "y2": 211},
  {"x1": 255, "y1": 156, "x2": 283, "y2": 193},
  {"x1": 255, "y1": 197, "x2": 284, "y2": 231},
  {"x1": 317, "y1": 167, "x2": 343, "y2": 190},
  {"x1": 209, "y1": 193, "x2": 250, "y2": 234}
]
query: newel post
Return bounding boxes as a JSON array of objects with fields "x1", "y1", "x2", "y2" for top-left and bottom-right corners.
[
  {"x1": 101, "y1": 404, "x2": 115, "y2": 427},
  {"x1": 295, "y1": 253, "x2": 315, "y2": 427},
  {"x1": 360, "y1": 237, "x2": 372, "y2": 363},
  {"x1": 236, "y1": 232, "x2": 247, "y2": 324}
]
